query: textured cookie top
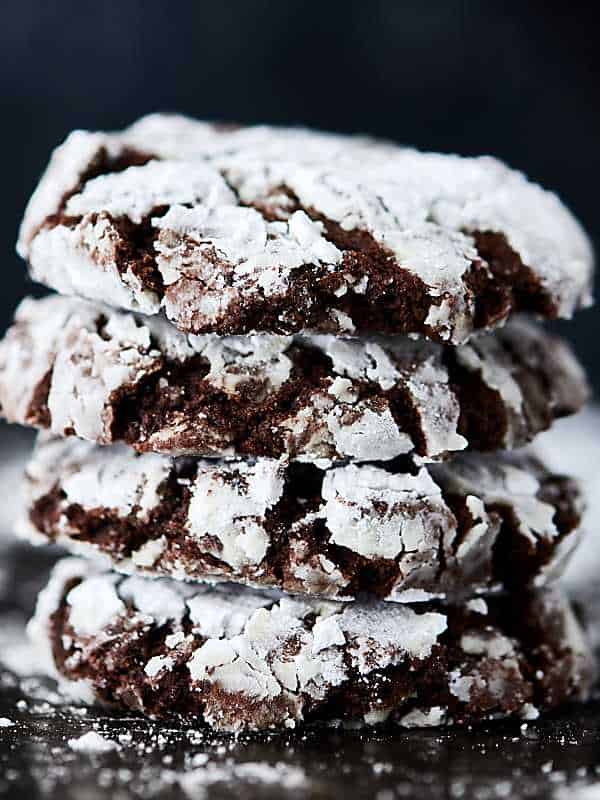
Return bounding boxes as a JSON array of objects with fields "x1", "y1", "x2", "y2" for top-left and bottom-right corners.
[
  {"x1": 17, "y1": 114, "x2": 593, "y2": 342},
  {"x1": 29, "y1": 557, "x2": 595, "y2": 732},
  {"x1": 0, "y1": 295, "x2": 587, "y2": 463},
  {"x1": 21, "y1": 434, "x2": 583, "y2": 602}
]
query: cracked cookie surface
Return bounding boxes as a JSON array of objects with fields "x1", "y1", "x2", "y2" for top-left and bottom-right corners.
[
  {"x1": 0, "y1": 296, "x2": 587, "y2": 462},
  {"x1": 28, "y1": 557, "x2": 595, "y2": 732},
  {"x1": 21, "y1": 435, "x2": 584, "y2": 601},
  {"x1": 17, "y1": 114, "x2": 593, "y2": 342}
]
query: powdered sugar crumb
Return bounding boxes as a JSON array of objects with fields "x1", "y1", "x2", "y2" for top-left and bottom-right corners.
[{"x1": 67, "y1": 731, "x2": 120, "y2": 753}]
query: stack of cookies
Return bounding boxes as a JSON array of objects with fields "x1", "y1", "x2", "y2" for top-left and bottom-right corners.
[{"x1": 0, "y1": 114, "x2": 596, "y2": 733}]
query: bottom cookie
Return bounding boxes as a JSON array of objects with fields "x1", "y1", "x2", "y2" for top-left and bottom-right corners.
[{"x1": 28, "y1": 558, "x2": 595, "y2": 733}]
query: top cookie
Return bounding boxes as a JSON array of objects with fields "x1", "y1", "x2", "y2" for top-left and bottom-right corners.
[{"x1": 17, "y1": 114, "x2": 593, "y2": 342}]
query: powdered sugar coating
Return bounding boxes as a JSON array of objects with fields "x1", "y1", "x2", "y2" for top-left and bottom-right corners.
[
  {"x1": 28, "y1": 557, "x2": 596, "y2": 732},
  {"x1": 433, "y1": 458, "x2": 561, "y2": 549},
  {"x1": 24, "y1": 557, "x2": 98, "y2": 703},
  {"x1": 187, "y1": 459, "x2": 284, "y2": 569},
  {"x1": 0, "y1": 295, "x2": 587, "y2": 462},
  {"x1": 20, "y1": 435, "x2": 583, "y2": 601},
  {"x1": 18, "y1": 114, "x2": 593, "y2": 342},
  {"x1": 66, "y1": 160, "x2": 234, "y2": 225},
  {"x1": 24, "y1": 435, "x2": 171, "y2": 518},
  {"x1": 321, "y1": 464, "x2": 448, "y2": 559},
  {"x1": 66, "y1": 575, "x2": 125, "y2": 636}
]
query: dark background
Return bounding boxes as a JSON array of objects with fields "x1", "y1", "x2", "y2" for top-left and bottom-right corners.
[{"x1": 2, "y1": 0, "x2": 599, "y2": 389}]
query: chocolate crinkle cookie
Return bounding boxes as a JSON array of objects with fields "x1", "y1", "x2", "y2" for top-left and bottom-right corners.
[
  {"x1": 0, "y1": 296, "x2": 587, "y2": 463},
  {"x1": 28, "y1": 557, "x2": 596, "y2": 733},
  {"x1": 20, "y1": 434, "x2": 583, "y2": 602},
  {"x1": 17, "y1": 114, "x2": 593, "y2": 342}
]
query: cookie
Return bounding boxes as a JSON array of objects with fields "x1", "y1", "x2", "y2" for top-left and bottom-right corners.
[
  {"x1": 21, "y1": 435, "x2": 583, "y2": 601},
  {"x1": 28, "y1": 557, "x2": 595, "y2": 732},
  {"x1": 0, "y1": 296, "x2": 587, "y2": 463},
  {"x1": 17, "y1": 114, "x2": 593, "y2": 342}
]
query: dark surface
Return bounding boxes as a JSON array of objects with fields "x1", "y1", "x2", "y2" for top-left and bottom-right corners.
[
  {"x1": 1, "y1": 0, "x2": 599, "y2": 387},
  {"x1": 3, "y1": 682, "x2": 600, "y2": 800}
]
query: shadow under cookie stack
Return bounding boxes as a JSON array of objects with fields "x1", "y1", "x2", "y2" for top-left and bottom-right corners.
[{"x1": 0, "y1": 114, "x2": 596, "y2": 733}]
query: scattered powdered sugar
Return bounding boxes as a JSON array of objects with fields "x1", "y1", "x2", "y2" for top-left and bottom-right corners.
[
  {"x1": 554, "y1": 783, "x2": 600, "y2": 800},
  {"x1": 174, "y1": 760, "x2": 308, "y2": 796},
  {"x1": 67, "y1": 731, "x2": 120, "y2": 753},
  {"x1": 398, "y1": 707, "x2": 447, "y2": 728},
  {"x1": 466, "y1": 598, "x2": 489, "y2": 615}
]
